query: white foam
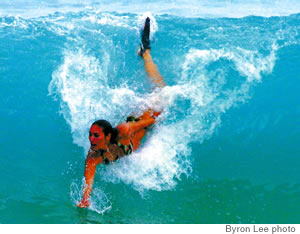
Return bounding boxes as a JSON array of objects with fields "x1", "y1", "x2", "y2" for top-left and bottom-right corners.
[
  {"x1": 0, "y1": 15, "x2": 29, "y2": 29},
  {"x1": 183, "y1": 46, "x2": 276, "y2": 82},
  {"x1": 48, "y1": 48, "x2": 111, "y2": 150},
  {"x1": 96, "y1": 14, "x2": 131, "y2": 28}
]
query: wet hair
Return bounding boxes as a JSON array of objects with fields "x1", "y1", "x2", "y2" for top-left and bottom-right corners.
[{"x1": 91, "y1": 120, "x2": 119, "y2": 144}]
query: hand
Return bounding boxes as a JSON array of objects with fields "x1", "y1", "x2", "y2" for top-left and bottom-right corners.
[
  {"x1": 152, "y1": 111, "x2": 161, "y2": 117},
  {"x1": 77, "y1": 199, "x2": 90, "y2": 208},
  {"x1": 140, "y1": 109, "x2": 161, "y2": 119}
]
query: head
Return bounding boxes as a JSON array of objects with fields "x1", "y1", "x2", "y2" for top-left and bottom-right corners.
[{"x1": 89, "y1": 120, "x2": 117, "y2": 151}]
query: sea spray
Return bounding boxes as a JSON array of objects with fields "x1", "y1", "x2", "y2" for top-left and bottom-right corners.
[
  {"x1": 48, "y1": 14, "x2": 281, "y2": 197},
  {"x1": 70, "y1": 179, "x2": 112, "y2": 214}
]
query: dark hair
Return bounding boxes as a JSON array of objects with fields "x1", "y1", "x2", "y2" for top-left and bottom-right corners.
[{"x1": 91, "y1": 119, "x2": 119, "y2": 144}]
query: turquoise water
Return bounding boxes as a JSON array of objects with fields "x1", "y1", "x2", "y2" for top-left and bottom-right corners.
[{"x1": 1, "y1": 0, "x2": 300, "y2": 224}]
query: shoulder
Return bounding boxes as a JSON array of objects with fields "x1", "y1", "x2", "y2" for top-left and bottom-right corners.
[{"x1": 116, "y1": 123, "x2": 130, "y2": 136}]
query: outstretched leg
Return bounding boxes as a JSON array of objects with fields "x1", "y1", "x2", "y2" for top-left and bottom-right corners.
[
  {"x1": 125, "y1": 17, "x2": 166, "y2": 151},
  {"x1": 139, "y1": 17, "x2": 166, "y2": 88},
  {"x1": 142, "y1": 49, "x2": 165, "y2": 87}
]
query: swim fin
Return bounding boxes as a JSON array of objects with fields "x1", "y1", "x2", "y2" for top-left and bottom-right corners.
[{"x1": 138, "y1": 17, "x2": 151, "y2": 56}]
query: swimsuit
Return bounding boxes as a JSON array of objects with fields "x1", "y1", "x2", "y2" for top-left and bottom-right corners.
[
  {"x1": 99, "y1": 141, "x2": 133, "y2": 165},
  {"x1": 117, "y1": 141, "x2": 133, "y2": 155},
  {"x1": 92, "y1": 139, "x2": 134, "y2": 165},
  {"x1": 116, "y1": 115, "x2": 141, "y2": 156}
]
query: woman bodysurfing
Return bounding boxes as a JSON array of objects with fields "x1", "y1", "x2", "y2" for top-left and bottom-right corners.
[{"x1": 77, "y1": 17, "x2": 166, "y2": 208}]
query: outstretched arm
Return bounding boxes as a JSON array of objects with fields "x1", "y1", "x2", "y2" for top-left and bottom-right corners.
[{"x1": 77, "y1": 155, "x2": 103, "y2": 208}]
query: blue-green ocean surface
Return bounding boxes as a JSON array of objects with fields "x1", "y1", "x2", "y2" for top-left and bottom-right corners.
[{"x1": 0, "y1": 0, "x2": 300, "y2": 224}]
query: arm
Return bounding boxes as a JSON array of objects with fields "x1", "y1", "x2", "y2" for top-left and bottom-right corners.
[
  {"x1": 77, "y1": 154, "x2": 103, "y2": 208},
  {"x1": 128, "y1": 118, "x2": 155, "y2": 133},
  {"x1": 129, "y1": 108, "x2": 162, "y2": 132}
]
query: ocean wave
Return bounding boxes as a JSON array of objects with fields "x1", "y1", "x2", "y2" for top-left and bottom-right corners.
[
  {"x1": 47, "y1": 13, "x2": 282, "y2": 196},
  {"x1": 1, "y1": 0, "x2": 300, "y2": 18}
]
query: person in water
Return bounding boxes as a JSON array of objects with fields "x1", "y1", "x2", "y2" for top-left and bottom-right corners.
[{"x1": 77, "y1": 17, "x2": 166, "y2": 208}]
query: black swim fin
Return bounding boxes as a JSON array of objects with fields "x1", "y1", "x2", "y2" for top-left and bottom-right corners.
[{"x1": 138, "y1": 17, "x2": 151, "y2": 56}]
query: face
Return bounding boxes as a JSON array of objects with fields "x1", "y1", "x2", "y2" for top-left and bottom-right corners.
[{"x1": 89, "y1": 125, "x2": 111, "y2": 151}]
